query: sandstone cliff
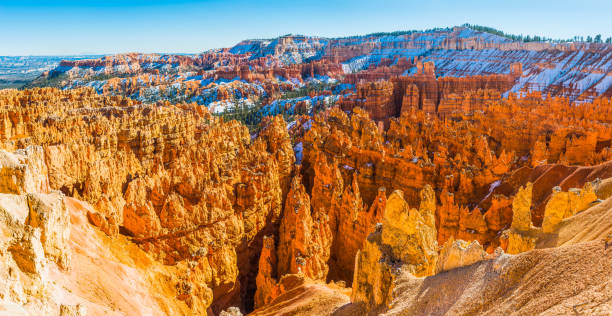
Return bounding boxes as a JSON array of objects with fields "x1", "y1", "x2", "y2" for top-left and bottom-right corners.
[
  {"x1": 351, "y1": 187, "x2": 438, "y2": 312},
  {"x1": 0, "y1": 84, "x2": 611, "y2": 315},
  {"x1": 0, "y1": 88, "x2": 296, "y2": 313}
]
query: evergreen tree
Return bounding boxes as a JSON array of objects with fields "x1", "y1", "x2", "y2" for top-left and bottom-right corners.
[{"x1": 594, "y1": 34, "x2": 602, "y2": 43}]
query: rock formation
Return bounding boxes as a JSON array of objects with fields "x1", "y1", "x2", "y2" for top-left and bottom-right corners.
[
  {"x1": 0, "y1": 88, "x2": 296, "y2": 313},
  {"x1": 501, "y1": 183, "x2": 538, "y2": 254},
  {"x1": 3, "y1": 38, "x2": 612, "y2": 314},
  {"x1": 277, "y1": 173, "x2": 331, "y2": 280},
  {"x1": 435, "y1": 238, "x2": 487, "y2": 273},
  {"x1": 541, "y1": 183, "x2": 598, "y2": 233},
  {"x1": 339, "y1": 61, "x2": 518, "y2": 127},
  {"x1": 380, "y1": 239, "x2": 611, "y2": 316},
  {"x1": 28, "y1": 25, "x2": 612, "y2": 123},
  {"x1": 254, "y1": 236, "x2": 279, "y2": 308},
  {"x1": 510, "y1": 183, "x2": 533, "y2": 231},
  {"x1": 351, "y1": 187, "x2": 438, "y2": 311}
]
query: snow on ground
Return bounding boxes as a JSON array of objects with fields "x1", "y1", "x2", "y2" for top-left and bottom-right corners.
[
  {"x1": 294, "y1": 142, "x2": 304, "y2": 165},
  {"x1": 259, "y1": 94, "x2": 342, "y2": 117},
  {"x1": 34, "y1": 26, "x2": 612, "y2": 111}
]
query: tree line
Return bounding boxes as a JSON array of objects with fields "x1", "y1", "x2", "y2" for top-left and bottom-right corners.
[{"x1": 463, "y1": 24, "x2": 612, "y2": 44}]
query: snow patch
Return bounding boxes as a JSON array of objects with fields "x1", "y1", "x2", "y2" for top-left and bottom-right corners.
[{"x1": 294, "y1": 142, "x2": 303, "y2": 165}]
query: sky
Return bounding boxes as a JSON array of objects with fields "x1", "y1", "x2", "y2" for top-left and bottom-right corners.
[{"x1": 1, "y1": 0, "x2": 611, "y2": 56}]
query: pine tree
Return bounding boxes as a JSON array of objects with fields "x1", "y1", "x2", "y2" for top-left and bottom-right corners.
[{"x1": 594, "y1": 34, "x2": 602, "y2": 43}]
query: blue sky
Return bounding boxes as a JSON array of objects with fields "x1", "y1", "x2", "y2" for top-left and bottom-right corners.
[{"x1": 1, "y1": 0, "x2": 611, "y2": 56}]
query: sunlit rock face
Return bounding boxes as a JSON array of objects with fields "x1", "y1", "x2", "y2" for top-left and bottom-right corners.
[
  {"x1": 435, "y1": 238, "x2": 486, "y2": 273},
  {"x1": 351, "y1": 187, "x2": 438, "y2": 312},
  {"x1": 27, "y1": 26, "x2": 612, "y2": 122},
  {"x1": 0, "y1": 88, "x2": 297, "y2": 313},
  {"x1": 0, "y1": 145, "x2": 69, "y2": 314},
  {"x1": 298, "y1": 91, "x2": 612, "y2": 255},
  {"x1": 0, "y1": 143, "x2": 212, "y2": 315},
  {"x1": 2, "y1": 42, "x2": 612, "y2": 315},
  {"x1": 339, "y1": 60, "x2": 519, "y2": 126}
]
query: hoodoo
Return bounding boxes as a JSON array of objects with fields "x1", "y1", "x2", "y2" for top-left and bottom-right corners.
[{"x1": 1, "y1": 10, "x2": 611, "y2": 315}]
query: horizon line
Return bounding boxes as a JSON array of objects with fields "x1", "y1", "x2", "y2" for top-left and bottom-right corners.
[{"x1": 2, "y1": 24, "x2": 609, "y2": 57}]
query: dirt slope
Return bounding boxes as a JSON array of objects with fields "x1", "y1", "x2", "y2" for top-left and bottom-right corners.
[{"x1": 382, "y1": 239, "x2": 611, "y2": 316}]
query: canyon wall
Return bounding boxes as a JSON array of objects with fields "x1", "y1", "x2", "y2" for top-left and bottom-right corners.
[
  {"x1": 31, "y1": 25, "x2": 612, "y2": 115},
  {"x1": 339, "y1": 61, "x2": 520, "y2": 125},
  {"x1": 0, "y1": 84, "x2": 610, "y2": 314},
  {"x1": 0, "y1": 88, "x2": 296, "y2": 313},
  {"x1": 252, "y1": 86, "x2": 612, "y2": 312}
]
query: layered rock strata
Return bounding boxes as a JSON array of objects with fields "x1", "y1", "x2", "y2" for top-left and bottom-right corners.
[
  {"x1": 0, "y1": 85, "x2": 611, "y2": 314},
  {"x1": 0, "y1": 88, "x2": 295, "y2": 313},
  {"x1": 351, "y1": 187, "x2": 438, "y2": 312}
]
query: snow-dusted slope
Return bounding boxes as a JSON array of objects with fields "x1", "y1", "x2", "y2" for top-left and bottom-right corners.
[
  {"x1": 26, "y1": 26, "x2": 612, "y2": 104},
  {"x1": 223, "y1": 27, "x2": 612, "y2": 101}
]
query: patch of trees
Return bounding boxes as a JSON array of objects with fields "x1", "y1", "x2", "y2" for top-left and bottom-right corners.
[{"x1": 463, "y1": 24, "x2": 611, "y2": 44}]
